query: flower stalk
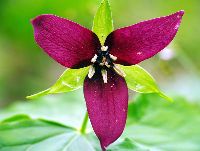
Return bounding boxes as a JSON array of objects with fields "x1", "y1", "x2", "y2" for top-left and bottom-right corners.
[{"x1": 80, "y1": 112, "x2": 89, "y2": 134}]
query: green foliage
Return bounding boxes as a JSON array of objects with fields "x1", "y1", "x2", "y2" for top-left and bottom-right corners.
[
  {"x1": 121, "y1": 65, "x2": 173, "y2": 102},
  {"x1": 0, "y1": 90, "x2": 86, "y2": 128},
  {"x1": 27, "y1": 67, "x2": 89, "y2": 99},
  {"x1": 1, "y1": 91, "x2": 200, "y2": 150},
  {"x1": 92, "y1": 0, "x2": 114, "y2": 45},
  {"x1": 120, "y1": 94, "x2": 200, "y2": 151},
  {"x1": 0, "y1": 115, "x2": 91, "y2": 151}
]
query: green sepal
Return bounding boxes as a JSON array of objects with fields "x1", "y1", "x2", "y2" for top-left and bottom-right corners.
[
  {"x1": 27, "y1": 67, "x2": 89, "y2": 99},
  {"x1": 92, "y1": 0, "x2": 114, "y2": 45},
  {"x1": 120, "y1": 65, "x2": 173, "y2": 102}
]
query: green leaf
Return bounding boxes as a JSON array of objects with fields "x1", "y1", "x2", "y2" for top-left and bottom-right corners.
[
  {"x1": 27, "y1": 67, "x2": 89, "y2": 99},
  {"x1": 107, "y1": 138, "x2": 146, "y2": 151},
  {"x1": 117, "y1": 94, "x2": 200, "y2": 151},
  {"x1": 120, "y1": 65, "x2": 173, "y2": 102},
  {"x1": 0, "y1": 115, "x2": 97, "y2": 151},
  {"x1": 92, "y1": 0, "x2": 114, "y2": 45},
  {"x1": 1, "y1": 90, "x2": 86, "y2": 128},
  {"x1": 1, "y1": 114, "x2": 30, "y2": 123}
]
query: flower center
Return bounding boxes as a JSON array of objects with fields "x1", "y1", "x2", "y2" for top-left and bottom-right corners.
[{"x1": 88, "y1": 46, "x2": 126, "y2": 83}]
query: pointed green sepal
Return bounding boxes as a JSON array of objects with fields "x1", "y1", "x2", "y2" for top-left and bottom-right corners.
[
  {"x1": 27, "y1": 67, "x2": 89, "y2": 99},
  {"x1": 92, "y1": 0, "x2": 114, "y2": 45},
  {"x1": 120, "y1": 65, "x2": 173, "y2": 102}
]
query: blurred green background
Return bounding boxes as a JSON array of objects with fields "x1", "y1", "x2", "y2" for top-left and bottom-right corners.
[{"x1": 0, "y1": 0, "x2": 200, "y2": 107}]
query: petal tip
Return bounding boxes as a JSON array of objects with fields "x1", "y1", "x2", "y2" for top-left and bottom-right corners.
[
  {"x1": 176, "y1": 10, "x2": 185, "y2": 18},
  {"x1": 100, "y1": 143, "x2": 106, "y2": 151},
  {"x1": 31, "y1": 15, "x2": 42, "y2": 26},
  {"x1": 31, "y1": 16, "x2": 45, "y2": 30},
  {"x1": 179, "y1": 10, "x2": 185, "y2": 14},
  {"x1": 31, "y1": 14, "x2": 52, "y2": 27}
]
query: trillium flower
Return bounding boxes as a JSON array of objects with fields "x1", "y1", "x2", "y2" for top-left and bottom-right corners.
[{"x1": 31, "y1": 10, "x2": 184, "y2": 150}]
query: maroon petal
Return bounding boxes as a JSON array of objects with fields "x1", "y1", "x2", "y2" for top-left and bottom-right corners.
[
  {"x1": 83, "y1": 70, "x2": 128, "y2": 150},
  {"x1": 105, "y1": 11, "x2": 184, "y2": 65},
  {"x1": 32, "y1": 15, "x2": 101, "y2": 68}
]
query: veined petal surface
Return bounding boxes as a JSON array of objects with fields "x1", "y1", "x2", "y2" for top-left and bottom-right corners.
[
  {"x1": 32, "y1": 15, "x2": 101, "y2": 68},
  {"x1": 105, "y1": 11, "x2": 184, "y2": 65},
  {"x1": 84, "y1": 70, "x2": 128, "y2": 150}
]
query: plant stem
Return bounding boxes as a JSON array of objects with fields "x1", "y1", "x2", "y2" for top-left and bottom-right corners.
[{"x1": 80, "y1": 112, "x2": 89, "y2": 134}]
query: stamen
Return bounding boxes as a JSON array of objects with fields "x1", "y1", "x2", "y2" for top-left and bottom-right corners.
[
  {"x1": 101, "y1": 69, "x2": 108, "y2": 83},
  {"x1": 88, "y1": 65, "x2": 95, "y2": 79},
  {"x1": 101, "y1": 46, "x2": 108, "y2": 51},
  {"x1": 113, "y1": 64, "x2": 126, "y2": 77},
  {"x1": 109, "y1": 54, "x2": 117, "y2": 61},
  {"x1": 91, "y1": 54, "x2": 98, "y2": 63},
  {"x1": 99, "y1": 63, "x2": 104, "y2": 66},
  {"x1": 89, "y1": 46, "x2": 123, "y2": 83},
  {"x1": 105, "y1": 62, "x2": 111, "y2": 68}
]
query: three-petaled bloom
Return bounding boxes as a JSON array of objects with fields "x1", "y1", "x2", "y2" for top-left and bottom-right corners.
[{"x1": 31, "y1": 10, "x2": 184, "y2": 150}]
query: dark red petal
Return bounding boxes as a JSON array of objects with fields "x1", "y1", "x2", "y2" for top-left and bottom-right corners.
[
  {"x1": 83, "y1": 70, "x2": 128, "y2": 150},
  {"x1": 31, "y1": 15, "x2": 101, "y2": 68},
  {"x1": 105, "y1": 11, "x2": 184, "y2": 65}
]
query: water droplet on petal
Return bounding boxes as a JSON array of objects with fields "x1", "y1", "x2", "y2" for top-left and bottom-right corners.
[
  {"x1": 110, "y1": 83, "x2": 115, "y2": 88},
  {"x1": 137, "y1": 52, "x2": 142, "y2": 55},
  {"x1": 177, "y1": 15, "x2": 181, "y2": 18}
]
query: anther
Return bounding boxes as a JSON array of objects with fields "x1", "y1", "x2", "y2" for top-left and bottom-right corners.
[
  {"x1": 109, "y1": 54, "x2": 117, "y2": 61},
  {"x1": 101, "y1": 69, "x2": 108, "y2": 83},
  {"x1": 105, "y1": 62, "x2": 111, "y2": 68},
  {"x1": 91, "y1": 54, "x2": 98, "y2": 63},
  {"x1": 101, "y1": 46, "x2": 108, "y2": 51},
  {"x1": 99, "y1": 63, "x2": 104, "y2": 66},
  {"x1": 88, "y1": 65, "x2": 95, "y2": 79},
  {"x1": 113, "y1": 64, "x2": 126, "y2": 77}
]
